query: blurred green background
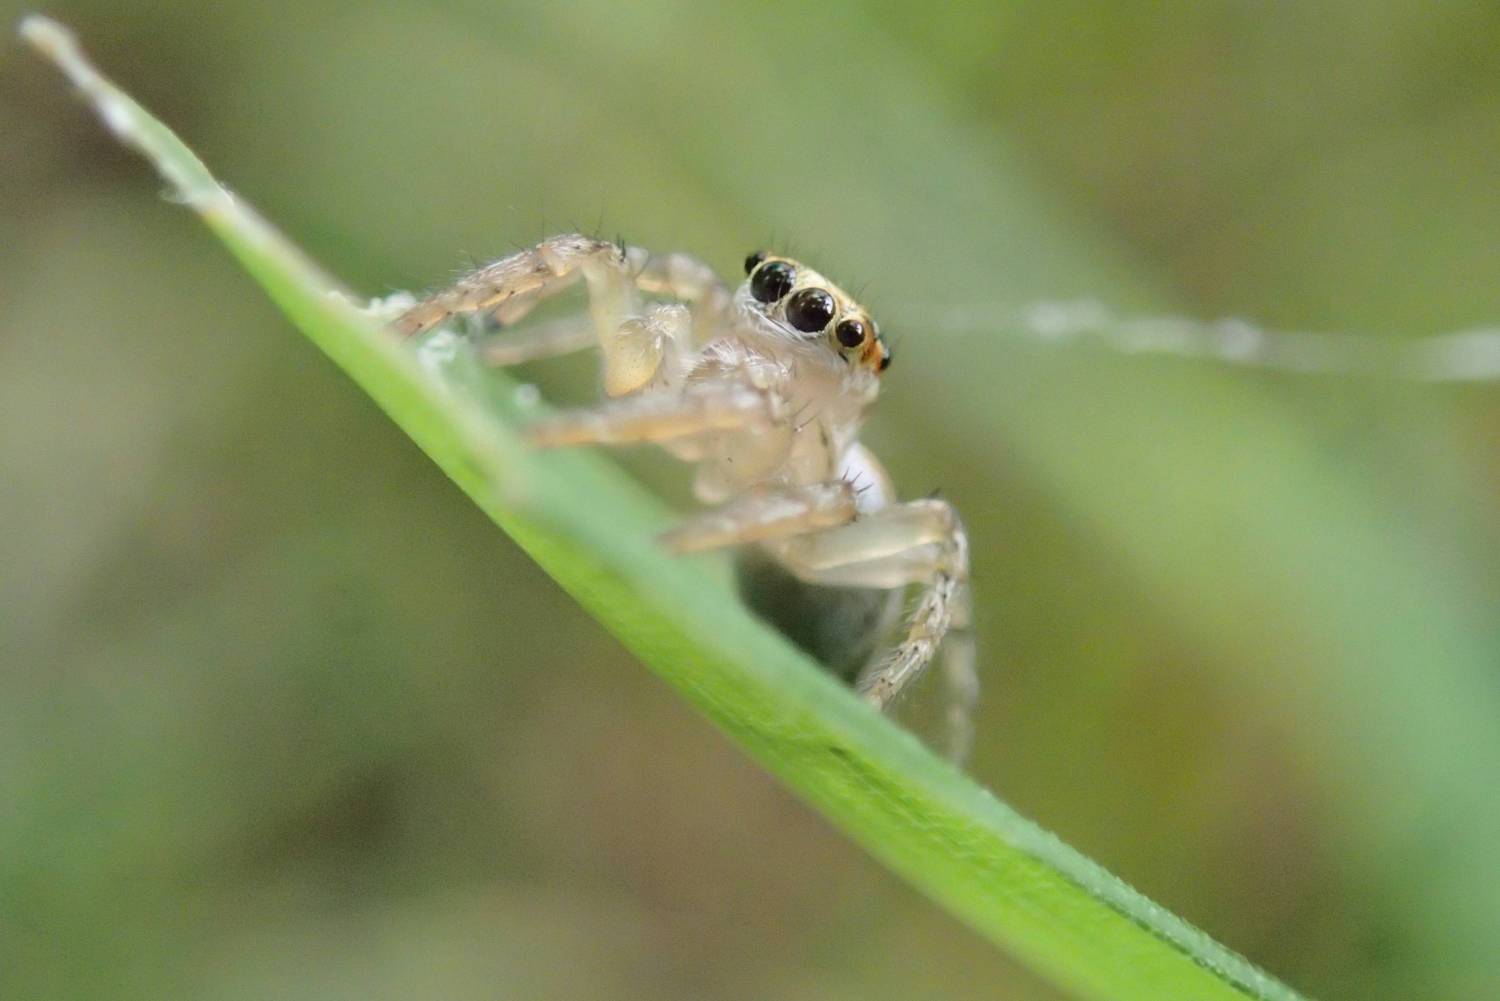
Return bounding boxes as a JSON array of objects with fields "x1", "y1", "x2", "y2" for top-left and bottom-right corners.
[{"x1": 5, "y1": 3, "x2": 1500, "y2": 999}]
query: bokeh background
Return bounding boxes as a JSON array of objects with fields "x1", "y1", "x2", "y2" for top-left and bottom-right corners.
[{"x1": 6, "y1": 3, "x2": 1500, "y2": 999}]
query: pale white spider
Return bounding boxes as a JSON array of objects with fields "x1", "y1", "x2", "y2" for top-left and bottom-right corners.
[{"x1": 395, "y1": 234, "x2": 976, "y2": 760}]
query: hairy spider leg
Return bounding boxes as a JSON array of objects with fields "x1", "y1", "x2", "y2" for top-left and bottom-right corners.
[{"x1": 395, "y1": 233, "x2": 729, "y2": 397}]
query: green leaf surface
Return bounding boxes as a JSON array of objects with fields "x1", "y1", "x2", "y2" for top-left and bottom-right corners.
[{"x1": 22, "y1": 17, "x2": 1307, "y2": 1001}]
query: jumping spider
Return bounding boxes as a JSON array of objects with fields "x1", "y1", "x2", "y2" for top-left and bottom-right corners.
[{"x1": 394, "y1": 235, "x2": 976, "y2": 761}]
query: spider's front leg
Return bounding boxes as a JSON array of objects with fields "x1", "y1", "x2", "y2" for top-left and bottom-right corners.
[
  {"x1": 395, "y1": 234, "x2": 623, "y2": 336},
  {"x1": 780, "y1": 500, "x2": 977, "y2": 761},
  {"x1": 395, "y1": 233, "x2": 728, "y2": 397}
]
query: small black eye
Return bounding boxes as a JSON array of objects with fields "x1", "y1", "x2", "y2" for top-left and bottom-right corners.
[
  {"x1": 744, "y1": 250, "x2": 766, "y2": 275},
  {"x1": 750, "y1": 260, "x2": 795, "y2": 302},
  {"x1": 785, "y1": 288, "x2": 836, "y2": 333},
  {"x1": 879, "y1": 347, "x2": 893, "y2": 371},
  {"x1": 835, "y1": 318, "x2": 866, "y2": 348}
]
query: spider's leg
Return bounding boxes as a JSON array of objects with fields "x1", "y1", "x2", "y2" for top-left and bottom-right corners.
[
  {"x1": 478, "y1": 299, "x2": 695, "y2": 402},
  {"x1": 658, "y1": 481, "x2": 859, "y2": 554},
  {"x1": 396, "y1": 235, "x2": 731, "y2": 396},
  {"x1": 476, "y1": 315, "x2": 597, "y2": 366},
  {"x1": 936, "y1": 587, "x2": 977, "y2": 763},
  {"x1": 779, "y1": 499, "x2": 976, "y2": 760},
  {"x1": 394, "y1": 234, "x2": 625, "y2": 337},
  {"x1": 524, "y1": 380, "x2": 779, "y2": 448}
]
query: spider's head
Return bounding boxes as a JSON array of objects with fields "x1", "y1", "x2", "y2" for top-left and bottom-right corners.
[{"x1": 737, "y1": 251, "x2": 892, "y2": 376}]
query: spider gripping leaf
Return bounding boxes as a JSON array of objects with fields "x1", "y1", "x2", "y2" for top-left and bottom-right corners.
[
  {"x1": 390, "y1": 232, "x2": 979, "y2": 761},
  {"x1": 20, "y1": 17, "x2": 1309, "y2": 1001}
]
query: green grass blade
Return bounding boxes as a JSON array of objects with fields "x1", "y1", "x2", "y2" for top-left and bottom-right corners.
[{"x1": 21, "y1": 17, "x2": 1309, "y2": 1001}]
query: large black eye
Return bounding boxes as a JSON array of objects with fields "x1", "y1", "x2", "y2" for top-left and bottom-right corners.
[
  {"x1": 750, "y1": 260, "x2": 795, "y2": 302},
  {"x1": 785, "y1": 288, "x2": 836, "y2": 333},
  {"x1": 835, "y1": 318, "x2": 866, "y2": 348},
  {"x1": 744, "y1": 250, "x2": 766, "y2": 275}
]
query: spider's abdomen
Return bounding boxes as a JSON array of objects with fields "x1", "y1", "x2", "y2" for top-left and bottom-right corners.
[{"x1": 734, "y1": 549, "x2": 902, "y2": 684}]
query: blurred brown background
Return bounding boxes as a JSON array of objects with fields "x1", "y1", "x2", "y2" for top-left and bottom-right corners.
[{"x1": 5, "y1": 3, "x2": 1500, "y2": 999}]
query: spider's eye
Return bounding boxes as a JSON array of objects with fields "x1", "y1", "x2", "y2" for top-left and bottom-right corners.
[
  {"x1": 835, "y1": 318, "x2": 866, "y2": 348},
  {"x1": 879, "y1": 346, "x2": 893, "y2": 371},
  {"x1": 750, "y1": 260, "x2": 795, "y2": 302},
  {"x1": 744, "y1": 250, "x2": 766, "y2": 275},
  {"x1": 785, "y1": 288, "x2": 836, "y2": 333}
]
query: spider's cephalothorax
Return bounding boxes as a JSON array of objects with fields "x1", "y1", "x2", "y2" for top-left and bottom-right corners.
[{"x1": 393, "y1": 234, "x2": 975, "y2": 761}]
